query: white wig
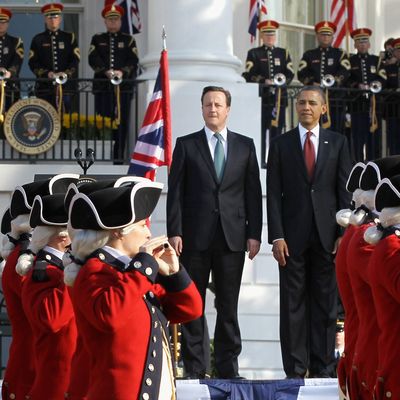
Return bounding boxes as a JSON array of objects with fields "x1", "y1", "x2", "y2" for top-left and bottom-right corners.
[
  {"x1": 16, "y1": 225, "x2": 68, "y2": 276},
  {"x1": 1, "y1": 214, "x2": 32, "y2": 259}
]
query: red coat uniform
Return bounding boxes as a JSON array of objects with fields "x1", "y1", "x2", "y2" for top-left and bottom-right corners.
[
  {"x1": 21, "y1": 249, "x2": 77, "y2": 400},
  {"x1": 369, "y1": 232, "x2": 400, "y2": 400},
  {"x1": 70, "y1": 250, "x2": 202, "y2": 400},
  {"x1": 335, "y1": 224, "x2": 358, "y2": 395},
  {"x1": 66, "y1": 286, "x2": 90, "y2": 400},
  {"x1": 1, "y1": 241, "x2": 36, "y2": 400},
  {"x1": 347, "y1": 222, "x2": 378, "y2": 399}
]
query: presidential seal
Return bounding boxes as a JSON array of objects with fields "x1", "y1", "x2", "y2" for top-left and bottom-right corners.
[{"x1": 3, "y1": 98, "x2": 61, "y2": 155}]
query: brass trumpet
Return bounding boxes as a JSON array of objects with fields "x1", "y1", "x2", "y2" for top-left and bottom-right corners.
[
  {"x1": 0, "y1": 68, "x2": 8, "y2": 81},
  {"x1": 370, "y1": 80, "x2": 382, "y2": 93},
  {"x1": 321, "y1": 74, "x2": 335, "y2": 88},
  {"x1": 273, "y1": 73, "x2": 286, "y2": 86},
  {"x1": 110, "y1": 70, "x2": 123, "y2": 86},
  {"x1": 54, "y1": 72, "x2": 68, "y2": 85}
]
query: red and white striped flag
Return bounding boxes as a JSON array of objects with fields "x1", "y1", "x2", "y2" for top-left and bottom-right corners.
[
  {"x1": 330, "y1": 0, "x2": 356, "y2": 48},
  {"x1": 128, "y1": 49, "x2": 172, "y2": 180}
]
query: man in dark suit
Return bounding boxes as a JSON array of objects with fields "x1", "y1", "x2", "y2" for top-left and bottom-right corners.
[
  {"x1": 167, "y1": 86, "x2": 263, "y2": 379},
  {"x1": 266, "y1": 86, "x2": 352, "y2": 378}
]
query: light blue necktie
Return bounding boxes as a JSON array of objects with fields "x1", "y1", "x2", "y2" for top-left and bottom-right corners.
[{"x1": 214, "y1": 132, "x2": 225, "y2": 182}]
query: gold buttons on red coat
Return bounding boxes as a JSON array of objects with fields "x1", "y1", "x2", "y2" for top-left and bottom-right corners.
[{"x1": 386, "y1": 391, "x2": 392, "y2": 398}]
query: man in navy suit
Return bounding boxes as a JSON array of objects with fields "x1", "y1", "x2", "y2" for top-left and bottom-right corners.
[
  {"x1": 267, "y1": 86, "x2": 352, "y2": 378},
  {"x1": 167, "y1": 86, "x2": 263, "y2": 379}
]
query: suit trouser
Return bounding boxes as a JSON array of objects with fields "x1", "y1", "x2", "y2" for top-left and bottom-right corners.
[
  {"x1": 279, "y1": 224, "x2": 337, "y2": 377},
  {"x1": 180, "y1": 221, "x2": 245, "y2": 378}
]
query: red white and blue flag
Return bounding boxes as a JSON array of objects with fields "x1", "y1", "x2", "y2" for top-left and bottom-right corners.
[
  {"x1": 105, "y1": 0, "x2": 142, "y2": 35},
  {"x1": 248, "y1": 0, "x2": 268, "y2": 42},
  {"x1": 330, "y1": 0, "x2": 356, "y2": 48},
  {"x1": 128, "y1": 49, "x2": 172, "y2": 180}
]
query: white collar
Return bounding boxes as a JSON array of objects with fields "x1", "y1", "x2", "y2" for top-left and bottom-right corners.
[
  {"x1": 204, "y1": 126, "x2": 228, "y2": 142},
  {"x1": 298, "y1": 123, "x2": 320, "y2": 138}
]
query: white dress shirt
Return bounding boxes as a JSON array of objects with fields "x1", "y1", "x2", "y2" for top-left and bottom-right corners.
[
  {"x1": 204, "y1": 126, "x2": 228, "y2": 159},
  {"x1": 298, "y1": 123, "x2": 320, "y2": 159}
]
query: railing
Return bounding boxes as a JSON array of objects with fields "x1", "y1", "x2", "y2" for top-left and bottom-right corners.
[
  {"x1": 260, "y1": 84, "x2": 400, "y2": 163},
  {"x1": 0, "y1": 78, "x2": 139, "y2": 164},
  {"x1": 1, "y1": 81, "x2": 400, "y2": 164}
]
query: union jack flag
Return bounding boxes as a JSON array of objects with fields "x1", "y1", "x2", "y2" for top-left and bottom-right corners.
[
  {"x1": 248, "y1": 0, "x2": 268, "y2": 43},
  {"x1": 128, "y1": 50, "x2": 172, "y2": 180},
  {"x1": 104, "y1": 0, "x2": 142, "y2": 35}
]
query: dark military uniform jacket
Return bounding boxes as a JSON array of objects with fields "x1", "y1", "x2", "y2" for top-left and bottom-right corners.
[
  {"x1": 0, "y1": 33, "x2": 24, "y2": 97},
  {"x1": 348, "y1": 53, "x2": 387, "y2": 112},
  {"x1": 28, "y1": 29, "x2": 80, "y2": 92},
  {"x1": 384, "y1": 61, "x2": 400, "y2": 116},
  {"x1": 298, "y1": 46, "x2": 351, "y2": 93},
  {"x1": 385, "y1": 61, "x2": 400, "y2": 90},
  {"x1": 0, "y1": 33, "x2": 24, "y2": 77},
  {"x1": 88, "y1": 31, "x2": 139, "y2": 91},
  {"x1": 243, "y1": 45, "x2": 294, "y2": 106}
]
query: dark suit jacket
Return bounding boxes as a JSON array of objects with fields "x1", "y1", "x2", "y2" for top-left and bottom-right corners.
[
  {"x1": 167, "y1": 129, "x2": 262, "y2": 252},
  {"x1": 266, "y1": 127, "x2": 352, "y2": 254}
]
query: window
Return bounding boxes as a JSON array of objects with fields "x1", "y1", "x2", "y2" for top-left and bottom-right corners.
[{"x1": 278, "y1": 0, "x2": 325, "y2": 78}]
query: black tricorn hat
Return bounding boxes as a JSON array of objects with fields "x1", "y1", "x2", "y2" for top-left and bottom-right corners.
[
  {"x1": 360, "y1": 156, "x2": 400, "y2": 191},
  {"x1": 1, "y1": 208, "x2": 12, "y2": 234},
  {"x1": 69, "y1": 181, "x2": 163, "y2": 230},
  {"x1": 30, "y1": 194, "x2": 69, "y2": 228},
  {"x1": 10, "y1": 180, "x2": 52, "y2": 219},
  {"x1": 48, "y1": 173, "x2": 80, "y2": 194},
  {"x1": 10, "y1": 174, "x2": 81, "y2": 219},
  {"x1": 64, "y1": 176, "x2": 149, "y2": 211},
  {"x1": 375, "y1": 175, "x2": 400, "y2": 212},
  {"x1": 346, "y1": 162, "x2": 365, "y2": 192}
]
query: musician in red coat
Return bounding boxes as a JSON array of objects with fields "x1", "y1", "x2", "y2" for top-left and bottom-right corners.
[
  {"x1": 67, "y1": 181, "x2": 203, "y2": 400},
  {"x1": 335, "y1": 162, "x2": 365, "y2": 398},
  {"x1": 363, "y1": 174, "x2": 400, "y2": 400},
  {"x1": 63, "y1": 176, "x2": 149, "y2": 400},
  {"x1": 346, "y1": 157, "x2": 400, "y2": 400},
  {"x1": 1, "y1": 175, "x2": 78, "y2": 400},
  {"x1": 19, "y1": 194, "x2": 76, "y2": 400}
]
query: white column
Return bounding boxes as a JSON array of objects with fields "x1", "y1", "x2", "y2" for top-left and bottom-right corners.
[{"x1": 139, "y1": 0, "x2": 244, "y2": 82}]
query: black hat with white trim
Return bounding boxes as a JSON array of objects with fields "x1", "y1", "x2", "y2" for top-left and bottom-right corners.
[
  {"x1": 64, "y1": 176, "x2": 149, "y2": 211},
  {"x1": 346, "y1": 162, "x2": 365, "y2": 192},
  {"x1": 30, "y1": 194, "x2": 68, "y2": 228},
  {"x1": 375, "y1": 175, "x2": 400, "y2": 212},
  {"x1": 360, "y1": 156, "x2": 400, "y2": 191},
  {"x1": 69, "y1": 181, "x2": 163, "y2": 230},
  {"x1": 10, "y1": 174, "x2": 80, "y2": 219},
  {"x1": 1, "y1": 208, "x2": 12, "y2": 235}
]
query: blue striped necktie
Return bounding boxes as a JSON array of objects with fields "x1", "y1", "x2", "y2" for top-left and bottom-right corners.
[{"x1": 214, "y1": 132, "x2": 225, "y2": 182}]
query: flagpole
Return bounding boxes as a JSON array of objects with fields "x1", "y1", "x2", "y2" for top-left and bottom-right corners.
[
  {"x1": 161, "y1": 26, "x2": 180, "y2": 375},
  {"x1": 162, "y1": 25, "x2": 167, "y2": 51},
  {"x1": 257, "y1": 0, "x2": 262, "y2": 47},
  {"x1": 344, "y1": 0, "x2": 350, "y2": 53}
]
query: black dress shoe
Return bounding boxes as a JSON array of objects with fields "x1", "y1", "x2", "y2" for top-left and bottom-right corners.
[
  {"x1": 285, "y1": 374, "x2": 304, "y2": 379},
  {"x1": 219, "y1": 374, "x2": 245, "y2": 380},
  {"x1": 184, "y1": 372, "x2": 206, "y2": 379},
  {"x1": 310, "y1": 373, "x2": 331, "y2": 378}
]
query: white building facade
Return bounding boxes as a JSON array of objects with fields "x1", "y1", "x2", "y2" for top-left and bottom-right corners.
[{"x1": 0, "y1": 0, "x2": 399, "y2": 378}]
